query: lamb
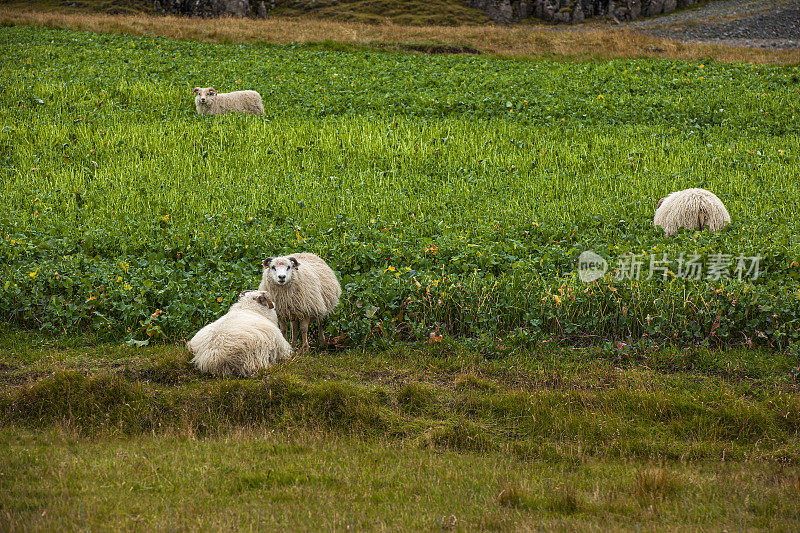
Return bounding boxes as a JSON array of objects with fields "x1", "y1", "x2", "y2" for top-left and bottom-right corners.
[
  {"x1": 186, "y1": 290, "x2": 291, "y2": 377},
  {"x1": 653, "y1": 188, "x2": 731, "y2": 236},
  {"x1": 259, "y1": 253, "x2": 341, "y2": 350},
  {"x1": 192, "y1": 87, "x2": 264, "y2": 116}
]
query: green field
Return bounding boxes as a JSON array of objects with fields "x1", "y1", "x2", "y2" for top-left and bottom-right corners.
[
  {"x1": 2, "y1": 25, "x2": 799, "y2": 349},
  {"x1": 1, "y1": 24, "x2": 800, "y2": 530}
]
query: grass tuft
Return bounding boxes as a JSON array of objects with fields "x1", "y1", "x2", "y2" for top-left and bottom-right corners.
[
  {"x1": 547, "y1": 486, "x2": 581, "y2": 514},
  {"x1": 396, "y1": 381, "x2": 434, "y2": 414},
  {"x1": 497, "y1": 483, "x2": 529, "y2": 509},
  {"x1": 454, "y1": 372, "x2": 498, "y2": 392},
  {"x1": 634, "y1": 467, "x2": 684, "y2": 506},
  {"x1": 421, "y1": 419, "x2": 494, "y2": 453},
  {"x1": 128, "y1": 351, "x2": 196, "y2": 384}
]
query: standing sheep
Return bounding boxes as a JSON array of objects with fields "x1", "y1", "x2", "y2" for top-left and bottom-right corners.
[
  {"x1": 653, "y1": 188, "x2": 731, "y2": 236},
  {"x1": 193, "y1": 87, "x2": 264, "y2": 116},
  {"x1": 259, "y1": 253, "x2": 341, "y2": 350},
  {"x1": 187, "y1": 290, "x2": 291, "y2": 377}
]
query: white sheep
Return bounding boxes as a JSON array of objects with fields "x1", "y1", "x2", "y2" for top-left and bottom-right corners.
[
  {"x1": 192, "y1": 87, "x2": 264, "y2": 116},
  {"x1": 653, "y1": 188, "x2": 731, "y2": 236},
  {"x1": 187, "y1": 290, "x2": 291, "y2": 377},
  {"x1": 258, "y1": 253, "x2": 341, "y2": 350}
]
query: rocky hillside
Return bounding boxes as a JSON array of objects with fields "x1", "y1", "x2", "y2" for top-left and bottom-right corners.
[
  {"x1": 151, "y1": 0, "x2": 704, "y2": 24},
  {"x1": 152, "y1": 0, "x2": 491, "y2": 24},
  {"x1": 468, "y1": 0, "x2": 703, "y2": 24},
  {"x1": 154, "y1": 0, "x2": 265, "y2": 18}
]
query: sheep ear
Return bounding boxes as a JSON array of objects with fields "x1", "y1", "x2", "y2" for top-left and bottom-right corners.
[
  {"x1": 262, "y1": 257, "x2": 273, "y2": 268},
  {"x1": 192, "y1": 87, "x2": 200, "y2": 95},
  {"x1": 657, "y1": 198, "x2": 665, "y2": 209},
  {"x1": 257, "y1": 294, "x2": 274, "y2": 309},
  {"x1": 289, "y1": 257, "x2": 300, "y2": 268},
  {"x1": 239, "y1": 290, "x2": 253, "y2": 298},
  {"x1": 209, "y1": 87, "x2": 216, "y2": 95}
]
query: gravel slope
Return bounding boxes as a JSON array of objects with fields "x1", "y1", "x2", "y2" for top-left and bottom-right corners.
[{"x1": 625, "y1": 0, "x2": 800, "y2": 49}]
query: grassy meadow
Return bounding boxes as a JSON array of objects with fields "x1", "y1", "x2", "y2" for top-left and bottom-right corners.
[
  {"x1": 2, "y1": 327, "x2": 800, "y2": 529},
  {"x1": 1, "y1": 21, "x2": 800, "y2": 530}
]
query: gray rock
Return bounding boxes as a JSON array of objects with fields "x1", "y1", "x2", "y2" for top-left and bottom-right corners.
[
  {"x1": 467, "y1": 0, "x2": 516, "y2": 24},
  {"x1": 469, "y1": 0, "x2": 703, "y2": 24},
  {"x1": 159, "y1": 0, "x2": 258, "y2": 18}
]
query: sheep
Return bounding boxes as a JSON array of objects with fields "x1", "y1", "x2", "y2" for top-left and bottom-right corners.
[
  {"x1": 653, "y1": 188, "x2": 731, "y2": 236},
  {"x1": 258, "y1": 253, "x2": 341, "y2": 350},
  {"x1": 192, "y1": 87, "x2": 264, "y2": 116},
  {"x1": 186, "y1": 290, "x2": 291, "y2": 377}
]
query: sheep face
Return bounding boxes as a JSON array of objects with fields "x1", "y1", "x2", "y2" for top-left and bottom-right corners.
[
  {"x1": 193, "y1": 87, "x2": 217, "y2": 106},
  {"x1": 239, "y1": 289, "x2": 274, "y2": 308},
  {"x1": 263, "y1": 256, "x2": 300, "y2": 286},
  {"x1": 234, "y1": 289, "x2": 279, "y2": 323}
]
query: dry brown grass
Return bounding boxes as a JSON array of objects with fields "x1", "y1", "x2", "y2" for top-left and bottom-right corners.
[
  {"x1": 2, "y1": 7, "x2": 800, "y2": 64},
  {"x1": 635, "y1": 468, "x2": 684, "y2": 507}
]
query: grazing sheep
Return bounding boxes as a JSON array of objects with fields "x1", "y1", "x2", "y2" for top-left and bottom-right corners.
[
  {"x1": 654, "y1": 188, "x2": 731, "y2": 236},
  {"x1": 192, "y1": 87, "x2": 264, "y2": 116},
  {"x1": 258, "y1": 253, "x2": 341, "y2": 350},
  {"x1": 187, "y1": 290, "x2": 291, "y2": 377}
]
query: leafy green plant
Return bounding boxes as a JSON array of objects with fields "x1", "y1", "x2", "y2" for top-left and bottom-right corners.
[{"x1": 1, "y1": 26, "x2": 799, "y2": 349}]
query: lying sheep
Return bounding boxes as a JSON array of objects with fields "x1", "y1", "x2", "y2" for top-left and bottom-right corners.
[
  {"x1": 192, "y1": 87, "x2": 264, "y2": 116},
  {"x1": 187, "y1": 290, "x2": 291, "y2": 377},
  {"x1": 259, "y1": 253, "x2": 341, "y2": 350},
  {"x1": 654, "y1": 188, "x2": 731, "y2": 236}
]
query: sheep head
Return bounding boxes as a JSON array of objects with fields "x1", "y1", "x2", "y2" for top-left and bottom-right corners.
[
  {"x1": 256, "y1": 293, "x2": 275, "y2": 309},
  {"x1": 194, "y1": 87, "x2": 217, "y2": 105},
  {"x1": 264, "y1": 256, "x2": 301, "y2": 286},
  {"x1": 228, "y1": 291, "x2": 278, "y2": 326}
]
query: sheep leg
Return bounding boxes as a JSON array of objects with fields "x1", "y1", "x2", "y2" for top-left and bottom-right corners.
[
  {"x1": 300, "y1": 318, "x2": 311, "y2": 351},
  {"x1": 290, "y1": 320, "x2": 299, "y2": 347},
  {"x1": 317, "y1": 320, "x2": 325, "y2": 345}
]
